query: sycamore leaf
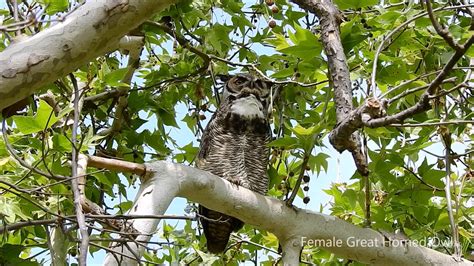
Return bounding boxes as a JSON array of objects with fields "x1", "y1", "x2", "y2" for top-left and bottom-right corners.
[{"x1": 12, "y1": 100, "x2": 59, "y2": 134}]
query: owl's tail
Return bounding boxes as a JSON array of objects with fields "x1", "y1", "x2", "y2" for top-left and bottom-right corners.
[{"x1": 199, "y1": 205, "x2": 244, "y2": 253}]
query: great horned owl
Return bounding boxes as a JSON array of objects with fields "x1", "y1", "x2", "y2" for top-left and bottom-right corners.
[{"x1": 196, "y1": 73, "x2": 272, "y2": 253}]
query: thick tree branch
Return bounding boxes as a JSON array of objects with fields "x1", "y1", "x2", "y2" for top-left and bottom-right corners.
[
  {"x1": 291, "y1": 0, "x2": 368, "y2": 178},
  {"x1": 426, "y1": 0, "x2": 461, "y2": 51},
  {"x1": 0, "y1": 0, "x2": 176, "y2": 111},
  {"x1": 81, "y1": 156, "x2": 471, "y2": 265}
]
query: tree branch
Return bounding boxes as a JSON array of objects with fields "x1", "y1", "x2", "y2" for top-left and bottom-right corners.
[
  {"x1": 83, "y1": 157, "x2": 471, "y2": 265},
  {"x1": 0, "y1": 0, "x2": 177, "y2": 111},
  {"x1": 364, "y1": 34, "x2": 474, "y2": 127},
  {"x1": 328, "y1": 32, "x2": 474, "y2": 143},
  {"x1": 426, "y1": 0, "x2": 461, "y2": 51},
  {"x1": 69, "y1": 74, "x2": 89, "y2": 265},
  {"x1": 291, "y1": 0, "x2": 369, "y2": 177}
]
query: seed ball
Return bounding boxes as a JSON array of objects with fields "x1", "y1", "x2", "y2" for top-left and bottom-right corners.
[
  {"x1": 303, "y1": 175, "x2": 310, "y2": 183},
  {"x1": 199, "y1": 114, "x2": 206, "y2": 120},
  {"x1": 265, "y1": 0, "x2": 275, "y2": 6},
  {"x1": 271, "y1": 6, "x2": 279, "y2": 14},
  {"x1": 303, "y1": 196, "x2": 310, "y2": 204},
  {"x1": 289, "y1": 171, "x2": 295, "y2": 177},
  {"x1": 305, "y1": 165, "x2": 310, "y2": 171},
  {"x1": 303, "y1": 186, "x2": 309, "y2": 191},
  {"x1": 201, "y1": 104, "x2": 207, "y2": 111},
  {"x1": 268, "y1": 20, "x2": 277, "y2": 28}
]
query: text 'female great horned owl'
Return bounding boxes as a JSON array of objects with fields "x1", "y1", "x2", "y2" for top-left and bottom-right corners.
[{"x1": 196, "y1": 73, "x2": 272, "y2": 253}]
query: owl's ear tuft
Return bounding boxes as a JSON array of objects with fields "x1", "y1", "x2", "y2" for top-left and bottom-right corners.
[
  {"x1": 216, "y1": 74, "x2": 232, "y2": 83},
  {"x1": 264, "y1": 80, "x2": 275, "y2": 88}
]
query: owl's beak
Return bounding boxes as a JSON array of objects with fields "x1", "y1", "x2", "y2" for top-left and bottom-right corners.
[{"x1": 239, "y1": 87, "x2": 261, "y2": 100}]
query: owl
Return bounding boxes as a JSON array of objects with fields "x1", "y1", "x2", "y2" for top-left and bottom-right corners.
[{"x1": 196, "y1": 73, "x2": 272, "y2": 253}]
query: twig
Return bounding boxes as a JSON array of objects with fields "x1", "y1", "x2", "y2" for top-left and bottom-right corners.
[
  {"x1": 231, "y1": 234, "x2": 280, "y2": 254},
  {"x1": 440, "y1": 125, "x2": 462, "y2": 260},
  {"x1": 402, "y1": 166, "x2": 443, "y2": 191},
  {"x1": 388, "y1": 120, "x2": 473, "y2": 127},
  {"x1": 286, "y1": 153, "x2": 310, "y2": 206},
  {"x1": 69, "y1": 73, "x2": 89, "y2": 266},
  {"x1": 426, "y1": 0, "x2": 460, "y2": 51},
  {"x1": 0, "y1": 214, "x2": 194, "y2": 234},
  {"x1": 364, "y1": 33, "x2": 474, "y2": 127},
  {"x1": 11, "y1": 0, "x2": 21, "y2": 36},
  {"x1": 98, "y1": 37, "x2": 143, "y2": 137},
  {"x1": 380, "y1": 67, "x2": 474, "y2": 99},
  {"x1": 389, "y1": 77, "x2": 457, "y2": 104},
  {"x1": 2, "y1": 119, "x2": 67, "y2": 180},
  {"x1": 371, "y1": 3, "x2": 474, "y2": 97},
  {"x1": 208, "y1": 55, "x2": 328, "y2": 88},
  {"x1": 89, "y1": 242, "x2": 158, "y2": 265}
]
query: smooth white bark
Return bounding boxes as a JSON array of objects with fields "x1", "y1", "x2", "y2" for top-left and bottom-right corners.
[
  {"x1": 0, "y1": 0, "x2": 175, "y2": 110},
  {"x1": 104, "y1": 161, "x2": 470, "y2": 265},
  {"x1": 50, "y1": 226, "x2": 68, "y2": 266}
]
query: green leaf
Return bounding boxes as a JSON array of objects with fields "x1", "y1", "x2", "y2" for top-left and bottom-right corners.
[
  {"x1": 181, "y1": 114, "x2": 197, "y2": 132},
  {"x1": 342, "y1": 189, "x2": 357, "y2": 209},
  {"x1": 280, "y1": 24, "x2": 322, "y2": 58},
  {"x1": 206, "y1": 24, "x2": 232, "y2": 55},
  {"x1": 39, "y1": 0, "x2": 68, "y2": 15},
  {"x1": 268, "y1": 136, "x2": 298, "y2": 148},
  {"x1": 334, "y1": 0, "x2": 378, "y2": 9},
  {"x1": 309, "y1": 153, "x2": 330, "y2": 174},
  {"x1": 271, "y1": 68, "x2": 294, "y2": 78},
  {"x1": 12, "y1": 100, "x2": 58, "y2": 134},
  {"x1": 265, "y1": 34, "x2": 290, "y2": 50},
  {"x1": 291, "y1": 124, "x2": 316, "y2": 136},
  {"x1": 279, "y1": 44, "x2": 321, "y2": 59},
  {"x1": 52, "y1": 134, "x2": 72, "y2": 152},
  {"x1": 104, "y1": 68, "x2": 129, "y2": 87},
  {"x1": 36, "y1": 99, "x2": 59, "y2": 128},
  {"x1": 81, "y1": 127, "x2": 105, "y2": 150},
  {"x1": 158, "y1": 108, "x2": 179, "y2": 128},
  {"x1": 12, "y1": 116, "x2": 41, "y2": 134},
  {"x1": 290, "y1": 23, "x2": 319, "y2": 45},
  {"x1": 0, "y1": 244, "x2": 39, "y2": 265}
]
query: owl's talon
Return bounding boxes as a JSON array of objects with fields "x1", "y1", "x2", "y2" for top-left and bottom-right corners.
[{"x1": 284, "y1": 199, "x2": 298, "y2": 211}]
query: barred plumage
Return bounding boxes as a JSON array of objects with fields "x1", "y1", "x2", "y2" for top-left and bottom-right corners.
[{"x1": 196, "y1": 74, "x2": 272, "y2": 253}]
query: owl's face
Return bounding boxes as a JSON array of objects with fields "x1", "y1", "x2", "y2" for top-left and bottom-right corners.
[{"x1": 222, "y1": 74, "x2": 272, "y2": 119}]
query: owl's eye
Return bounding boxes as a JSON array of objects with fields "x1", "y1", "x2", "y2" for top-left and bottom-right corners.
[{"x1": 234, "y1": 77, "x2": 246, "y2": 85}]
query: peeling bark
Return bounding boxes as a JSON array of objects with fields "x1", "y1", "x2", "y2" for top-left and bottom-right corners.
[{"x1": 0, "y1": 0, "x2": 176, "y2": 111}]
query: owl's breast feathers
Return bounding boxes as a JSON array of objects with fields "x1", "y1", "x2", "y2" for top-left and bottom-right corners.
[
  {"x1": 222, "y1": 94, "x2": 270, "y2": 135},
  {"x1": 196, "y1": 97, "x2": 271, "y2": 194},
  {"x1": 197, "y1": 90, "x2": 271, "y2": 253}
]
